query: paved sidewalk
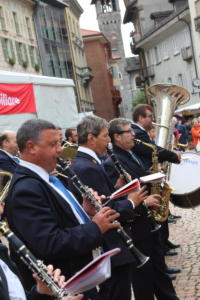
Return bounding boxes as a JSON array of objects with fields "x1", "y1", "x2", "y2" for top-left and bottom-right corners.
[{"x1": 166, "y1": 204, "x2": 200, "y2": 300}]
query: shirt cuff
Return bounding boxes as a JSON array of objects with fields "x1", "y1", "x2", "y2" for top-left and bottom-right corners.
[{"x1": 128, "y1": 199, "x2": 135, "y2": 209}]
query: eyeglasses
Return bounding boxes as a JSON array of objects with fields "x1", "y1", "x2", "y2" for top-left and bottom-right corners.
[
  {"x1": 146, "y1": 114, "x2": 153, "y2": 119},
  {"x1": 117, "y1": 130, "x2": 133, "y2": 134}
]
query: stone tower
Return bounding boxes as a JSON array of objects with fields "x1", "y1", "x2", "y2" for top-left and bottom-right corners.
[{"x1": 91, "y1": 0, "x2": 132, "y2": 118}]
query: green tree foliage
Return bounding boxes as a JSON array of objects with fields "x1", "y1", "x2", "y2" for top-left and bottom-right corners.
[{"x1": 132, "y1": 91, "x2": 147, "y2": 108}]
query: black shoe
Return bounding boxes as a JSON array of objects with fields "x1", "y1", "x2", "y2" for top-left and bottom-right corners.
[
  {"x1": 166, "y1": 240, "x2": 181, "y2": 249},
  {"x1": 166, "y1": 267, "x2": 181, "y2": 274},
  {"x1": 166, "y1": 273, "x2": 176, "y2": 280},
  {"x1": 168, "y1": 218, "x2": 177, "y2": 224},
  {"x1": 170, "y1": 214, "x2": 181, "y2": 219},
  {"x1": 165, "y1": 249, "x2": 178, "y2": 256}
]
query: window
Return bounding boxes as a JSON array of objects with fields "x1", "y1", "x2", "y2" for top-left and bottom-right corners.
[
  {"x1": 1, "y1": 38, "x2": 15, "y2": 62},
  {"x1": 25, "y1": 17, "x2": 33, "y2": 40},
  {"x1": 15, "y1": 42, "x2": 29, "y2": 66},
  {"x1": 29, "y1": 46, "x2": 37, "y2": 67},
  {"x1": 0, "y1": 6, "x2": 6, "y2": 30},
  {"x1": 162, "y1": 42, "x2": 169, "y2": 60},
  {"x1": 183, "y1": 29, "x2": 190, "y2": 48},
  {"x1": 154, "y1": 46, "x2": 161, "y2": 64},
  {"x1": 178, "y1": 74, "x2": 183, "y2": 87},
  {"x1": 13, "y1": 12, "x2": 20, "y2": 35},
  {"x1": 101, "y1": 0, "x2": 117, "y2": 13},
  {"x1": 172, "y1": 37, "x2": 179, "y2": 56},
  {"x1": 168, "y1": 77, "x2": 172, "y2": 84}
]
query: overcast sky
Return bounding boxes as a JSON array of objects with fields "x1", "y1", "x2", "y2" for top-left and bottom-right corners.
[{"x1": 78, "y1": 0, "x2": 133, "y2": 57}]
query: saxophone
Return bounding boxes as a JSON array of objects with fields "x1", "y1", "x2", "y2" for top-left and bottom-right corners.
[{"x1": 135, "y1": 139, "x2": 172, "y2": 222}]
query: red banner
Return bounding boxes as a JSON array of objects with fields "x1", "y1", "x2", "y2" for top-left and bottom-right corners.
[{"x1": 0, "y1": 83, "x2": 36, "y2": 115}]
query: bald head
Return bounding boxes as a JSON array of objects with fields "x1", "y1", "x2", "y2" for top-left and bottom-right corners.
[{"x1": 0, "y1": 131, "x2": 18, "y2": 156}]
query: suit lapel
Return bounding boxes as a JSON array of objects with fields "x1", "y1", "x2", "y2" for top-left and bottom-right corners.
[
  {"x1": 77, "y1": 151, "x2": 114, "y2": 191},
  {"x1": 13, "y1": 166, "x2": 80, "y2": 225}
]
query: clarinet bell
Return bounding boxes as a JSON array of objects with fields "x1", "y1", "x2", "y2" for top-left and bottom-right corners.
[
  {"x1": 129, "y1": 244, "x2": 150, "y2": 268},
  {"x1": 135, "y1": 250, "x2": 150, "y2": 269},
  {"x1": 151, "y1": 222, "x2": 161, "y2": 232}
]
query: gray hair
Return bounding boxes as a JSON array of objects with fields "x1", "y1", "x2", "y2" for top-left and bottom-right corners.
[
  {"x1": 77, "y1": 115, "x2": 108, "y2": 144},
  {"x1": 17, "y1": 119, "x2": 56, "y2": 152},
  {"x1": 109, "y1": 118, "x2": 132, "y2": 143}
]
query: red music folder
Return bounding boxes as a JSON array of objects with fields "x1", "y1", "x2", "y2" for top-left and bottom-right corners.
[
  {"x1": 110, "y1": 178, "x2": 140, "y2": 200},
  {"x1": 63, "y1": 248, "x2": 120, "y2": 295}
]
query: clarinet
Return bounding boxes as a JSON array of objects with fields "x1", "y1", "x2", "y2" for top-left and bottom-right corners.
[
  {"x1": 57, "y1": 158, "x2": 149, "y2": 268},
  {"x1": 0, "y1": 220, "x2": 67, "y2": 300},
  {"x1": 107, "y1": 143, "x2": 131, "y2": 183},
  {"x1": 107, "y1": 143, "x2": 161, "y2": 233}
]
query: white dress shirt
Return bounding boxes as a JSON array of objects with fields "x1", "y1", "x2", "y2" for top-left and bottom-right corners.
[
  {"x1": 0, "y1": 258, "x2": 26, "y2": 300},
  {"x1": 78, "y1": 146, "x2": 135, "y2": 208}
]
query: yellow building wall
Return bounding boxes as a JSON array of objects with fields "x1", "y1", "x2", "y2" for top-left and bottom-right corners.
[{"x1": 0, "y1": 0, "x2": 41, "y2": 74}]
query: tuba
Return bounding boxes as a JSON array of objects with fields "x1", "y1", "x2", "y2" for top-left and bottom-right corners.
[
  {"x1": 146, "y1": 84, "x2": 190, "y2": 220},
  {"x1": 147, "y1": 84, "x2": 190, "y2": 148}
]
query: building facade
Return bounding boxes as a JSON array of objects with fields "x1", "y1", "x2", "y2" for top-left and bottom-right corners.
[
  {"x1": 123, "y1": 0, "x2": 200, "y2": 109},
  {"x1": 189, "y1": 0, "x2": 200, "y2": 82},
  {"x1": 33, "y1": 0, "x2": 72, "y2": 79},
  {"x1": 91, "y1": 0, "x2": 133, "y2": 118},
  {"x1": 64, "y1": 0, "x2": 94, "y2": 112},
  {"x1": 0, "y1": 0, "x2": 41, "y2": 74},
  {"x1": 81, "y1": 29, "x2": 121, "y2": 120}
]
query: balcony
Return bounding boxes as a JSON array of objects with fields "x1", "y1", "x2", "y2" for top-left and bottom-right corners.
[
  {"x1": 79, "y1": 67, "x2": 93, "y2": 85},
  {"x1": 194, "y1": 16, "x2": 200, "y2": 32},
  {"x1": 181, "y1": 46, "x2": 193, "y2": 61}
]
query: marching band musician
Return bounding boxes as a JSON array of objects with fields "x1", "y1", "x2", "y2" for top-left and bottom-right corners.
[
  {"x1": 104, "y1": 118, "x2": 180, "y2": 300},
  {"x1": 131, "y1": 104, "x2": 181, "y2": 171},
  {"x1": 0, "y1": 131, "x2": 19, "y2": 173},
  {"x1": 68, "y1": 115, "x2": 152, "y2": 300},
  {"x1": 0, "y1": 204, "x2": 83, "y2": 300},
  {"x1": 64, "y1": 128, "x2": 78, "y2": 145},
  {"x1": 131, "y1": 105, "x2": 181, "y2": 265},
  {"x1": 5, "y1": 119, "x2": 120, "y2": 300}
]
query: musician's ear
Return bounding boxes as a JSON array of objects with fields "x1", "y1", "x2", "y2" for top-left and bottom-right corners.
[
  {"x1": 114, "y1": 133, "x2": 121, "y2": 143},
  {"x1": 87, "y1": 133, "x2": 96, "y2": 144}
]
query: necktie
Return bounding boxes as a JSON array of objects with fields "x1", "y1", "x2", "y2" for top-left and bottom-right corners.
[
  {"x1": 49, "y1": 175, "x2": 90, "y2": 223},
  {"x1": 131, "y1": 152, "x2": 142, "y2": 166}
]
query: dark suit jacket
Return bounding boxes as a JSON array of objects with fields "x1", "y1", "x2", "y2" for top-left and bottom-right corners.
[
  {"x1": 131, "y1": 123, "x2": 179, "y2": 171},
  {"x1": 0, "y1": 243, "x2": 51, "y2": 300},
  {"x1": 104, "y1": 146, "x2": 153, "y2": 248},
  {"x1": 104, "y1": 145, "x2": 149, "y2": 186},
  {"x1": 5, "y1": 165, "x2": 102, "y2": 281},
  {"x1": 0, "y1": 150, "x2": 18, "y2": 173},
  {"x1": 69, "y1": 150, "x2": 135, "y2": 268}
]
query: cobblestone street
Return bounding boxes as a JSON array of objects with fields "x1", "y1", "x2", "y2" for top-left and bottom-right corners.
[
  {"x1": 166, "y1": 204, "x2": 200, "y2": 300},
  {"x1": 132, "y1": 204, "x2": 200, "y2": 300}
]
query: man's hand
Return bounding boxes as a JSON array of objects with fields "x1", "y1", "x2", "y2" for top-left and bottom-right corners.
[
  {"x1": 144, "y1": 194, "x2": 161, "y2": 207},
  {"x1": 82, "y1": 188, "x2": 106, "y2": 216},
  {"x1": 173, "y1": 150, "x2": 181, "y2": 163},
  {"x1": 114, "y1": 174, "x2": 131, "y2": 189},
  {"x1": 64, "y1": 296, "x2": 84, "y2": 300},
  {"x1": 127, "y1": 186, "x2": 148, "y2": 206},
  {"x1": 0, "y1": 204, "x2": 4, "y2": 216},
  {"x1": 92, "y1": 207, "x2": 120, "y2": 233},
  {"x1": 34, "y1": 265, "x2": 65, "y2": 295}
]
